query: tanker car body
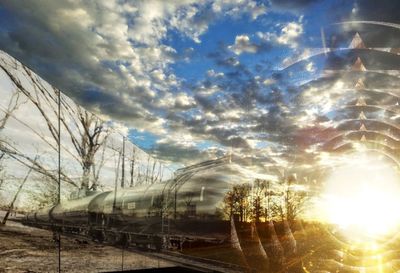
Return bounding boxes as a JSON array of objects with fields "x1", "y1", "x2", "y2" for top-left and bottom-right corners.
[
  {"x1": 24, "y1": 159, "x2": 234, "y2": 249},
  {"x1": 23, "y1": 159, "x2": 288, "y2": 272}
]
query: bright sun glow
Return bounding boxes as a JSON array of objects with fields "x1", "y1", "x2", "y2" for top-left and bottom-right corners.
[{"x1": 320, "y1": 152, "x2": 400, "y2": 242}]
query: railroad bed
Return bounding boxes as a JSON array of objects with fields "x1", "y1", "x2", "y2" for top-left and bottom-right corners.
[
  {"x1": 12, "y1": 218, "x2": 246, "y2": 272},
  {"x1": 0, "y1": 220, "x2": 175, "y2": 273}
]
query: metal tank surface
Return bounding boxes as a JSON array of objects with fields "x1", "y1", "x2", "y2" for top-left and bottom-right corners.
[
  {"x1": 24, "y1": 157, "x2": 236, "y2": 232},
  {"x1": 22, "y1": 158, "x2": 278, "y2": 272},
  {"x1": 51, "y1": 191, "x2": 104, "y2": 225},
  {"x1": 91, "y1": 159, "x2": 237, "y2": 240}
]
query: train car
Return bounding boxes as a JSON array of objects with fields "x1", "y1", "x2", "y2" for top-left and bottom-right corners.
[
  {"x1": 93, "y1": 171, "x2": 234, "y2": 245},
  {"x1": 24, "y1": 158, "x2": 238, "y2": 245},
  {"x1": 25, "y1": 211, "x2": 37, "y2": 223},
  {"x1": 34, "y1": 206, "x2": 53, "y2": 223},
  {"x1": 51, "y1": 191, "x2": 104, "y2": 226},
  {"x1": 22, "y1": 159, "x2": 281, "y2": 272}
]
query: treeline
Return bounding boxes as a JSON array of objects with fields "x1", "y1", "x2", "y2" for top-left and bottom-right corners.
[{"x1": 222, "y1": 175, "x2": 308, "y2": 223}]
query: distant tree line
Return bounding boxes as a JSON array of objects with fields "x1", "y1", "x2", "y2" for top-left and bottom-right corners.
[{"x1": 223, "y1": 175, "x2": 308, "y2": 224}]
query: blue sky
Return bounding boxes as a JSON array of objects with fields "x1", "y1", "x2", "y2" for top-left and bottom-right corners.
[{"x1": 1, "y1": 0, "x2": 399, "y2": 176}]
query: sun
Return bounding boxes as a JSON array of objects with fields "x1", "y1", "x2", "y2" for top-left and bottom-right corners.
[{"x1": 319, "y1": 152, "x2": 400, "y2": 243}]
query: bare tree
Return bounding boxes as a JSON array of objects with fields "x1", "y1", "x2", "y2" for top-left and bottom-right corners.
[
  {"x1": 0, "y1": 141, "x2": 78, "y2": 188},
  {"x1": 285, "y1": 175, "x2": 308, "y2": 223},
  {"x1": 0, "y1": 88, "x2": 26, "y2": 130},
  {"x1": 1, "y1": 157, "x2": 36, "y2": 225},
  {"x1": 223, "y1": 183, "x2": 251, "y2": 222},
  {"x1": 145, "y1": 154, "x2": 151, "y2": 184},
  {"x1": 129, "y1": 147, "x2": 136, "y2": 187},
  {"x1": 155, "y1": 162, "x2": 164, "y2": 183},
  {"x1": 270, "y1": 198, "x2": 285, "y2": 222},
  {"x1": 1, "y1": 61, "x2": 109, "y2": 192},
  {"x1": 157, "y1": 163, "x2": 164, "y2": 183},
  {"x1": 91, "y1": 140, "x2": 110, "y2": 190},
  {"x1": 0, "y1": 85, "x2": 26, "y2": 181},
  {"x1": 150, "y1": 159, "x2": 157, "y2": 184},
  {"x1": 60, "y1": 105, "x2": 110, "y2": 191},
  {"x1": 137, "y1": 164, "x2": 143, "y2": 186},
  {"x1": 250, "y1": 179, "x2": 267, "y2": 223},
  {"x1": 183, "y1": 192, "x2": 195, "y2": 218},
  {"x1": 270, "y1": 175, "x2": 308, "y2": 223},
  {"x1": 32, "y1": 175, "x2": 59, "y2": 209},
  {"x1": 0, "y1": 63, "x2": 60, "y2": 145},
  {"x1": 121, "y1": 136, "x2": 126, "y2": 188}
]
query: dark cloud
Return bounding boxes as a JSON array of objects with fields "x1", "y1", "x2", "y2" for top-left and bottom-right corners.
[
  {"x1": 355, "y1": 0, "x2": 400, "y2": 23},
  {"x1": 268, "y1": 0, "x2": 321, "y2": 10},
  {"x1": 4, "y1": 0, "x2": 400, "y2": 181},
  {"x1": 150, "y1": 139, "x2": 227, "y2": 165}
]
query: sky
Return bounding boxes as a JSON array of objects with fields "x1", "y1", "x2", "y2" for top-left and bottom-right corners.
[{"x1": 0, "y1": 0, "x2": 400, "y2": 178}]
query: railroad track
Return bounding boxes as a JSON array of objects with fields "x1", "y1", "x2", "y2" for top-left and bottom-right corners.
[
  {"x1": 131, "y1": 249, "x2": 245, "y2": 273},
  {"x1": 66, "y1": 233, "x2": 245, "y2": 273}
]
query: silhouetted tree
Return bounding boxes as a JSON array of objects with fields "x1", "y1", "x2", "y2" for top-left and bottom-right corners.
[
  {"x1": 270, "y1": 175, "x2": 308, "y2": 223},
  {"x1": 250, "y1": 179, "x2": 266, "y2": 223},
  {"x1": 285, "y1": 175, "x2": 308, "y2": 223},
  {"x1": 223, "y1": 183, "x2": 251, "y2": 222}
]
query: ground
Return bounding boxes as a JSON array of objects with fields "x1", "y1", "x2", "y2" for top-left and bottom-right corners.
[{"x1": 0, "y1": 218, "x2": 174, "y2": 273}]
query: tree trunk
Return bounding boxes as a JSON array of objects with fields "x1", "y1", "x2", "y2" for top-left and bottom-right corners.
[
  {"x1": 121, "y1": 137, "x2": 125, "y2": 188},
  {"x1": 81, "y1": 166, "x2": 90, "y2": 192},
  {"x1": 130, "y1": 147, "x2": 136, "y2": 187}
]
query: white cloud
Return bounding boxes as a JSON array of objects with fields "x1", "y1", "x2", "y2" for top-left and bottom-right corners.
[
  {"x1": 228, "y1": 35, "x2": 259, "y2": 55},
  {"x1": 277, "y1": 22, "x2": 303, "y2": 46},
  {"x1": 221, "y1": 109, "x2": 243, "y2": 120},
  {"x1": 256, "y1": 21, "x2": 303, "y2": 51},
  {"x1": 305, "y1": 62, "x2": 315, "y2": 72},
  {"x1": 0, "y1": 0, "x2": 284, "y2": 172},
  {"x1": 0, "y1": 0, "x2": 269, "y2": 140},
  {"x1": 175, "y1": 92, "x2": 197, "y2": 108},
  {"x1": 206, "y1": 69, "x2": 224, "y2": 78},
  {"x1": 212, "y1": 0, "x2": 266, "y2": 20},
  {"x1": 263, "y1": 78, "x2": 276, "y2": 86}
]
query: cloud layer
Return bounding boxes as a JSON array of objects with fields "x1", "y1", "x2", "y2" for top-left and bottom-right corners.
[{"x1": 1, "y1": 0, "x2": 399, "y2": 183}]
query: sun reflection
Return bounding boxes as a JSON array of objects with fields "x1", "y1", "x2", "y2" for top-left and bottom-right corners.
[{"x1": 319, "y1": 152, "x2": 400, "y2": 244}]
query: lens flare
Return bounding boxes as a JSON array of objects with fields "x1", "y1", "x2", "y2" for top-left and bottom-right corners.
[{"x1": 319, "y1": 152, "x2": 400, "y2": 243}]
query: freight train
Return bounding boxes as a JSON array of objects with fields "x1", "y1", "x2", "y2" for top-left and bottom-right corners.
[{"x1": 23, "y1": 157, "x2": 297, "y2": 272}]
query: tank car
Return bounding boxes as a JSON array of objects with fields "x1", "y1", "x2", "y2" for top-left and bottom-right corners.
[
  {"x1": 24, "y1": 158, "x2": 237, "y2": 248},
  {"x1": 23, "y1": 159, "x2": 281, "y2": 272}
]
